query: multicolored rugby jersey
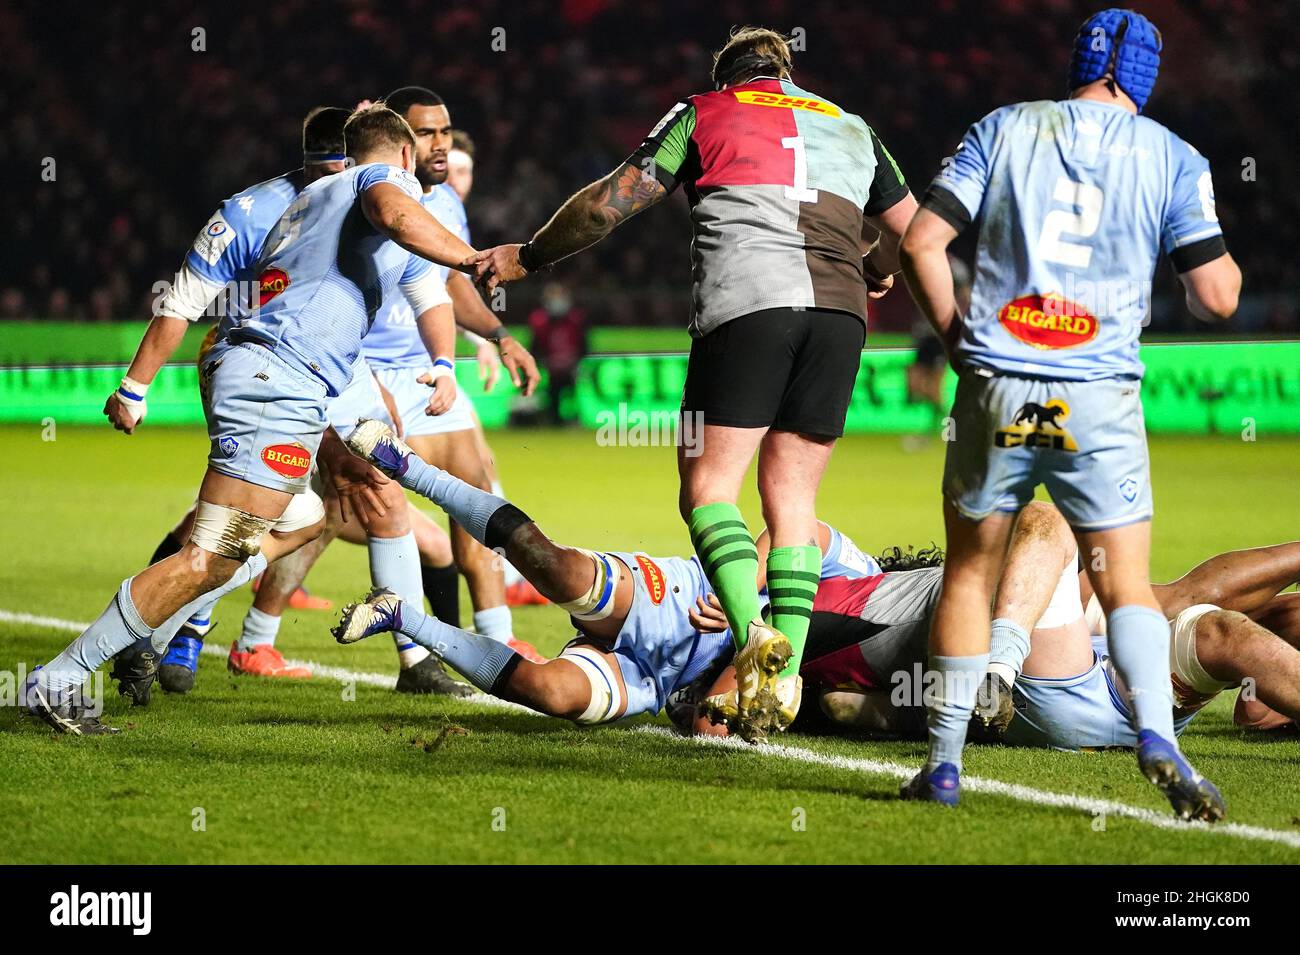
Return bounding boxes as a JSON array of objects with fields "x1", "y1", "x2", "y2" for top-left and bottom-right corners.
[
  {"x1": 926, "y1": 99, "x2": 1225, "y2": 381},
  {"x1": 631, "y1": 77, "x2": 909, "y2": 335},
  {"x1": 363, "y1": 183, "x2": 467, "y2": 368},
  {"x1": 229, "y1": 162, "x2": 435, "y2": 396}
]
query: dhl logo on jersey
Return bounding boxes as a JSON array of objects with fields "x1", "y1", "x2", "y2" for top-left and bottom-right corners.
[
  {"x1": 998, "y1": 293, "x2": 1099, "y2": 349},
  {"x1": 261, "y1": 442, "x2": 312, "y2": 478},
  {"x1": 732, "y1": 90, "x2": 840, "y2": 117},
  {"x1": 635, "y1": 555, "x2": 667, "y2": 605},
  {"x1": 258, "y1": 268, "x2": 290, "y2": 307}
]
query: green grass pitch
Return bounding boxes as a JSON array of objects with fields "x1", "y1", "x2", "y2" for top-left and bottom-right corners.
[{"x1": 1, "y1": 423, "x2": 1298, "y2": 864}]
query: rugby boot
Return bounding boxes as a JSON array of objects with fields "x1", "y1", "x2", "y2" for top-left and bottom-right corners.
[
  {"x1": 899, "y1": 762, "x2": 961, "y2": 807},
  {"x1": 1135, "y1": 730, "x2": 1226, "y2": 822},
  {"x1": 395, "y1": 655, "x2": 473, "y2": 697},
  {"x1": 157, "y1": 624, "x2": 205, "y2": 694},
  {"x1": 227, "y1": 642, "x2": 312, "y2": 679},
  {"x1": 969, "y1": 671, "x2": 1015, "y2": 741},
  {"x1": 110, "y1": 637, "x2": 158, "y2": 707},
  {"x1": 333, "y1": 588, "x2": 403, "y2": 645},
  {"x1": 23, "y1": 669, "x2": 119, "y2": 736},
  {"x1": 731, "y1": 620, "x2": 793, "y2": 741},
  {"x1": 347, "y1": 419, "x2": 415, "y2": 478}
]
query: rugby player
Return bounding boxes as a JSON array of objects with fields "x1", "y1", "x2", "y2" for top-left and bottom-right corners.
[
  {"x1": 114, "y1": 109, "x2": 468, "y2": 700},
  {"x1": 471, "y1": 26, "x2": 917, "y2": 739},
  {"x1": 898, "y1": 8, "x2": 1241, "y2": 816},
  {"x1": 332, "y1": 419, "x2": 879, "y2": 724},
  {"x1": 23, "y1": 106, "x2": 480, "y2": 734}
]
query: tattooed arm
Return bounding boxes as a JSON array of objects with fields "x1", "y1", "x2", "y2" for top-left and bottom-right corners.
[{"x1": 471, "y1": 161, "x2": 667, "y2": 288}]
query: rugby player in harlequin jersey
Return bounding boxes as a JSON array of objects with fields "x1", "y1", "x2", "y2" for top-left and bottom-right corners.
[
  {"x1": 472, "y1": 27, "x2": 918, "y2": 740},
  {"x1": 23, "y1": 106, "x2": 477, "y2": 735},
  {"x1": 899, "y1": 9, "x2": 1241, "y2": 816}
]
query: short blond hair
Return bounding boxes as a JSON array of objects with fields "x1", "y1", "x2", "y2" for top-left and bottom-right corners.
[
  {"x1": 712, "y1": 26, "x2": 793, "y2": 88},
  {"x1": 344, "y1": 105, "x2": 416, "y2": 160}
]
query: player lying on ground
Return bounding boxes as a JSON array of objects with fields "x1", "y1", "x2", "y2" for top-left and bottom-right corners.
[
  {"x1": 701, "y1": 503, "x2": 1300, "y2": 771},
  {"x1": 332, "y1": 419, "x2": 883, "y2": 732}
]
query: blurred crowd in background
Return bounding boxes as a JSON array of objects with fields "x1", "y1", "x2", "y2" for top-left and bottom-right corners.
[{"x1": 2, "y1": 0, "x2": 1295, "y2": 333}]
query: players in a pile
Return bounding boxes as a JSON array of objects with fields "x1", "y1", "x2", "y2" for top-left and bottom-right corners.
[
  {"x1": 897, "y1": 8, "x2": 1241, "y2": 818},
  {"x1": 470, "y1": 26, "x2": 917, "y2": 739},
  {"x1": 23, "y1": 107, "x2": 486, "y2": 734},
  {"x1": 334, "y1": 420, "x2": 1300, "y2": 784}
]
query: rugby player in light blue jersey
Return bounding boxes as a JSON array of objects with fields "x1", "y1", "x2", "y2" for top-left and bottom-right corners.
[
  {"x1": 898, "y1": 9, "x2": 1241, "y2": 818},
  {"x1": 252, "y1": 87, "x2": 545, "y2": 665},
  {"x1": 24, "y1": 106, "x2": 479, "y2": 734}
]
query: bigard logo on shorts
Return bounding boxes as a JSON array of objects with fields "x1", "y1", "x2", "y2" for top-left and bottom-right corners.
[
  {"x1": 261, "y1": 442, "x2": 312, "y2": 478},
  {"x1": 258, "y1": 268, "x2": 290, "y2": 307},
  {"x1": 635, "y1": 555, "x2": 667, "y2": 605},
  {"x1": 995, "y1": 399, "x2": 1078, "y2": 451},
  {"x1": 998, "y1": 293, "x2": 1098, "y2": 349}
]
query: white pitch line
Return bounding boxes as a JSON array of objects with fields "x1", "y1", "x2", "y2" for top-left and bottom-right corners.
[{"x1": 6, "y1": 607, "x2": 1299, "y2": 850}]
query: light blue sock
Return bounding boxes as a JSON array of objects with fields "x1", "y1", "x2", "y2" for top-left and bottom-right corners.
[
  {"x1": 1106, "y1": 604, "x2": 1176, "y2": 740},
  {"x1": 398, "y1": 603, "x2": 520, "y2": 693},
  {"x1": 473, "y1": 605, "x2": 512, "y2": 645},
  {"x1": 40, "y1": 577, "x2": 153, "y2": 698},
  {"x1": 368, "y1": 533, "x2": 422, "y2": 605},
  {"x1": 988, "y1": 618, "x2": 1031, "y2": 682},
  {"x1": 150, "y1": 552, "x2": 268, "y2": 654},
  {"x1": 398, "y1": 458, "x2": 509, "y2": 546},
  {"x1": 925, "y1": 653, "x2": 989, "y2": 771},
  {"x1": 238, "y1": 606, "x2": 281, "y2": 652}
]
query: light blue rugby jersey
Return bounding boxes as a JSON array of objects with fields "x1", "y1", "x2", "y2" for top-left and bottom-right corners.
[
  {"x1": 183, "y1": 170, "x2": 303, "y2": 333},
  {"x1": 363, "y1": 183, "x2": 469, "y2": 367},
  {"x1": 931, "y1": 99, "x2": 1223, "y2": 381},
  {"x1": 228, "y1": 162, "x2": 435, "y2": 396}
]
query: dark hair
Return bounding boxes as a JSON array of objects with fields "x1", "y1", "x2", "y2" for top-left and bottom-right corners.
[
  {"x1": 381, "y1": 85, "x2": 445, "y2": 119},
  {"x1": 712, "y1": 26, "x2": 793, "y2": 88},
  {"x1": 876, "y1": 543, "x2": 945, "y2": 572},
  {"x1": 450, "y1": 128, "x2": 476, "y2": 157},
  {"x1": 301, "y1": 106, "x2": 349, "y2": 158},
  {"x1": 344, "y1": 105, "x2": 416, "y2": 158}
]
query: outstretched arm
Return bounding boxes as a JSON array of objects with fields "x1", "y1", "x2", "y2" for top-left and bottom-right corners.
[
  {"x1": 361, "y1": 182, "x2": 477, "y2": 271},
  {"x1": 472, "y1": 161, "x2": 667, "y2": 288}
]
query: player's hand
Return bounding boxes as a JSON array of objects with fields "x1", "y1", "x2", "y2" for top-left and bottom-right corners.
[
  {"x1": 330, "y1": 450, "x2": 390, "y2": 526},
  {"x1": 475, "y1": 339, "x2": 501, "y2": 392},
  {"x1": 104, "y1": 392, "x2": 145, "y2": 434},
  {"x1": 865, "y1": 271, "x2": 895, "y2": 299},
  {"x1": 471, "y1": 244, "x2": 527, "y2": 292},
  {"x1": 496, "y1": 334, "x2": 539, "y2": 396},
  {"x1": 417, "y1": 370, "x2": 457, "y2": 416},
  {"x1": 688, "y1": 594, "x2": 730, "y2": 634},
  {"x1": 375, "y1": 379, "x2": 404, "y2": 438}
]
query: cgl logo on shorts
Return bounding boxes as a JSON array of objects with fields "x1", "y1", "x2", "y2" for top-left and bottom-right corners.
[
  {"x1": 995, "y1": 399, "x2": 1078, "y2": 451},
  {"x1": 635, "y1": 555, "x2": 667, "y2": 605},
  {"x1": 218, "y1": 436, "x2": 239, "y2": 458},
  {"x1": 1117, "y1": 476, "x2": 1140, "y2": 503},
  {"x1": 261, "y1": 443, "x2": 312, "y2": 478}
]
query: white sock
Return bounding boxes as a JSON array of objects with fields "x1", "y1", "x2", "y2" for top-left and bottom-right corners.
[
  {"x1": 473, "y1": 605, "x2": 513, "y2": 645},
  {"x1": 239, "y1": 606, "x2": 282, "y2": 652}
]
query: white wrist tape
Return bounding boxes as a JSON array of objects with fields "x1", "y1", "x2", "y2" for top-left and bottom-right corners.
[
  {"x1": 461, "y1": 329, "x2": 488, "y2": 347},
  {"x1": 427, "y1": 357, "x2": 456, "y2": 383},
  {"x1": 116, "y1": 376, "x2": 150, "y2": 422}
]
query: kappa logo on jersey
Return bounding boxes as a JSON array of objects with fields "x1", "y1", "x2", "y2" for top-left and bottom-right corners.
[
  {"x1": 236, "y1": 195, "x2": 255, "y2": 213},
  {"x1": 995, "y1": 399, "x2": 1078, "y2": 451},
  {"x1": 193, "y1": 213, "x2": 236, "y2": 266},
  {"x1": 258, "y1": 268, "x2": 290, "y2": 306},
  {"x1": 732, "y1": 90, "x2": 840, "y2": 117},
  {"x1": 635, "y1": 555, "x2": 667, "y2": 605},
  {"x1": 261, "y1": 443, "x2": 312, "y2": 478},
  {"x1": 998, "y1": 293, "x2": 1099, "y2": 350}
]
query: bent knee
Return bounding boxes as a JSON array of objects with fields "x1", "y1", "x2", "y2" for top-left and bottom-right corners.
[{"x1": 514, "y1": 660, "x2": 592, "y2": 719}]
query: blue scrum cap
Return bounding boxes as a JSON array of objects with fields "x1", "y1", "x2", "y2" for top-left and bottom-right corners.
[{"x1": 1068, "y1": 8, "x2": 1162, "y2": 111}]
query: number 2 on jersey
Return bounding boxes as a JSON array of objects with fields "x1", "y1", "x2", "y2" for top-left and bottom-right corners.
[{"x1": 1036, "y1": 177, "x2": 1103, "y2": 268}]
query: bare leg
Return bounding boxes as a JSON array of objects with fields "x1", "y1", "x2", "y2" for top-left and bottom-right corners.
[{"x1": 1194, "y1": 610, "x2": 1300, "y2": 722}]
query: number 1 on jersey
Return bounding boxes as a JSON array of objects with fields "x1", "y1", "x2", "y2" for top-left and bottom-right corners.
[{"x1": 782, "y1": 136, "x2": 819, "y2": 203}]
